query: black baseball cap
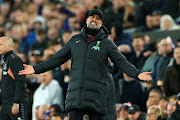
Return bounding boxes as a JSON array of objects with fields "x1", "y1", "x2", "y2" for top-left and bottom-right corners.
[
  {"x1": 32, "y1": 49, "x2": 43, "y2": 56},
  {"x1": 128, "y1": 104, "x2": 140, "y2": 114},
  {"x1": 88, "y1": 9, "x2": 103, "y2": 20}
]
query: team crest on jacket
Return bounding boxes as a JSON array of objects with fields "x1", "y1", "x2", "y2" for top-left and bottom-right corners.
[
  {"x1": 3, "y1": 63, "x2": 7, "y2": 70},
  {"x1": 3, "y1": 71, "x2": 7, "y2": 75},
  {"x1": 91, "y1": 41, "x2": 101, "y2": 51}
]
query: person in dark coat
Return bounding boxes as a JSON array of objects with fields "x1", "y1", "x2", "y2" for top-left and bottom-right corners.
[
  {"x1": 19, "y1": 9, "x2": 152, "y2": 120},
  {"x1": 153, "y1": 37, "x2": 174, "y2": 82},
  {"x1": 163, "y1": 47, "x2": 180, "y2": 97},
  {"x1": 0, "y1": 36, "x2": 29, "y2": 120},
  {"x1": 170, "y1": 92, "x2": 180, "y2": 120},
  {"x1": 115, "y1": 73, "x2": 144, "y2": 110},
  {"x1": 128, "y1": 34, "x2": 148, "y2": 70}
]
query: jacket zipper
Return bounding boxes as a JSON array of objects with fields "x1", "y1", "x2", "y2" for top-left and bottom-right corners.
[{"x1": 79, "y1": 38, "x2": 89, "y2": 108}]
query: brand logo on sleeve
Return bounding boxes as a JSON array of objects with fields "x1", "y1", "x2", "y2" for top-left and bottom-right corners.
[{"x1": 3, "y1": 63, "x2": 7, "y2": 70}]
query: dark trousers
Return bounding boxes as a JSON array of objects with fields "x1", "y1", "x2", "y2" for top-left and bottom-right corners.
[
  {"x1": 69, "y1": 109, "x2": 105, "y2": 120},
  {"x1": 0, "y1": 103, "x2": 28, "y2": 120}
]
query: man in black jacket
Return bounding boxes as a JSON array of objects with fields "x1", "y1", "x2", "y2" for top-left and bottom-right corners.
[
  {"x1": 19, "y1": 9, "x2": 152, "y2": 120},
  {"x1": 170, "y1": 93, "x2": 180, "y2": 120},
  {"x1": 0, "y1": 36, "x2": 28, "y2": 120}
]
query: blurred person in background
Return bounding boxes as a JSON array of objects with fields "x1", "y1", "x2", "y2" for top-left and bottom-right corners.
[
  {"x1": 31, "y1": 49, "x2": 44, "y2": 64},
  {"x1": 163, "y1": 47, "x2": 180, "y2": 97},
  {"x1": 170, "y1": 93, "x2": 180, "y2": 120},
  {"x1": 128, "y1": 104, "x2": 146, "y2": 120},
  {"x1": 94, "y1": 0, "x2": 114, "y2": 31},
  {"x1": 115, "y1": 73, "x2": 144, "y2": 110},
  {"x1": 49, "y1": 104, "x2": 64, "y2": 119},
  {"x1": 32, "y1": 29, "x2": 49, "y2": 51},
  {"x1": 33, "y1": 15, "x2": 46, "y2": 31},
  {"x1": 158, "y1": 97, "x2": 169, "y2": 120},
  {"x1": 19, "y1": 23, "x2": 37, "y2": 58},
  {"x1": 74, "y1": 5, "x2": 86, "y2": 28},
  {"x1": 32, "y1": 70, "x2": 63, "y2": 120},
  {"x1": 146, "y1": 89, "x2": 162, "y2": 110},
  {"x1": 47, "y1": 28, "x2": 61, "y2": 43},
  {"x1": 136, "y1": 14, "x2": 154, "y2": 32},
  {"x1": 111, "y1": 0, "x2": 125, "y2": 33},
  {"x1": 142, "y1": 40, "x2": 162, "y2": 72},
  {"x1": 118, "y1": 103, "x2": 132, "y2": 120},
  {"x1": 151, "y1": 11, "x2": 162, "y2": 30},
  {"x1": 168, "y1": 95, "x2": 178, "y2": 103},
  {"x1": 61, "y1": 30, "x2": 72, "y2": 45},
  {"x1": 153, "y1": 37, "x2": 174, "y2": 82},
  {"x1": 0, "y1": 3, "x2": 10, "y2": 18},
  {"x1": 160, "y1": 14, "x2": 180, "y2": 31},
  {"x1": 37, "y1": 104, "x2": 50, "y2": 120},
  {"x1": 158, "y1": 97, "x2": 168, "y2": 111},
  {"x1": 68, "y1": 16, "x2": 81, "y2": 31},
  {"x1": 123, "y1": 1, "x2": 135, "y2": 29},
  {"x1": 4, "y1": 22, "x2": 13, "y2": 37},
  {"x1": 167, "y1": 102, "x2": 176, "y2": 119},
  {"x1": 129, "y1": 34, "x2": 148, "y2": 70},
  {"x1": 11, "y1": 24, "x2": 22, "y2": 40},
  {"x1": 146, "y1": 106, "x2": 161, "y2": 120}
]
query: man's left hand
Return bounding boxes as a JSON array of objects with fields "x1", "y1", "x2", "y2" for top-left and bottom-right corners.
[
  {"x1": 11, "y1": 103, "x2": 19, "y2": 115},
  {"x1": 138, "y1": 72, "x2": 152, "y2": 81}
]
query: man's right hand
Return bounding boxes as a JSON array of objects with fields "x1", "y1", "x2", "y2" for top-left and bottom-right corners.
[{"x1": 19, "y1": 64, "x2": 35, "y2": 75}]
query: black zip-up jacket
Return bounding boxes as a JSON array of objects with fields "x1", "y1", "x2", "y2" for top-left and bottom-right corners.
[
  {"x1": 33, "y1": 26, "x2": 141, "y2": 115},
  {"x1": 0, "y1": 50, "x2": 28, "y2": 105}
]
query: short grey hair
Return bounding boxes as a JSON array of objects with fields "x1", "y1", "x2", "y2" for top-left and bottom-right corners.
[{"x1": 1, "y1": 36, "x2": 14, "y2": 49}]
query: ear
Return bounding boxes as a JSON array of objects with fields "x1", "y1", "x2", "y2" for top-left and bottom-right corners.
[
  {"x1": 101, "y1": 21, "x2": 103, "y2": 26},
  {"x1": 86, "y1": 18, "x2": 88, "y2": 24}
]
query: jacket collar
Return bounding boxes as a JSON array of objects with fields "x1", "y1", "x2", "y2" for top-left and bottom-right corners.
[
  {"x1": 80, "y1": 25, "x2": 109, "y2": 41},
  {"x1": 3, "y1": 50, "x2": 13, "y2": 61}
]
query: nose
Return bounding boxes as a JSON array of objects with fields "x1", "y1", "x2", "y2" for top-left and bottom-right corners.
[{"x1": 92, "y1": 17, "x2": 97, "y2": 21}]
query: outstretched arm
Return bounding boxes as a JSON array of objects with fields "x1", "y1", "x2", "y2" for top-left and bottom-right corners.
[
  {"x1": 107, "y1": 39, "x2": 152, "y2": 81},
  {"x1": 138, "y1": 72, "x2": 152, "y2": 81},
  {"x1": 19, "y1": 38, "x2": 72, "y2": 75},
  {"x1": 19, "y1": 64, "x2": 35, "y2": 75}
]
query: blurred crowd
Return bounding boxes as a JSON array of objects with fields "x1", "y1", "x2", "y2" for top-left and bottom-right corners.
[{"x1": 0, "y1": 0, "x2": 180, "y2": 120}]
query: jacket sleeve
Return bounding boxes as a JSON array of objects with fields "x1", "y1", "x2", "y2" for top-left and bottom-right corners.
[
  {"x1": 34, "y1": 39, "x2": 71, "y2": 74},
  {"x1": 10, "y1": 58, "x2": 27, "y2": 104},
  {"x1": 107, "y1": 39, "x2": 141, "y2": 79}
]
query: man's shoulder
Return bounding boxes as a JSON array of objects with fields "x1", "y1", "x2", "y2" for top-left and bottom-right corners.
[
  {"x1": 100, "y1": 38, "x2": 113, "y2": 44},
  {"x1": 8, "y1": 53, "x2": 23, "y2": 64},
  {"x1": 71, "y1": 34, "x2": 83, "y2": 39}
]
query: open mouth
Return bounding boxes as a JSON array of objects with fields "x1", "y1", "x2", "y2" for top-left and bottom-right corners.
[{"x1": 91, "y1": 22, "x2": 97, "y2": 25}]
